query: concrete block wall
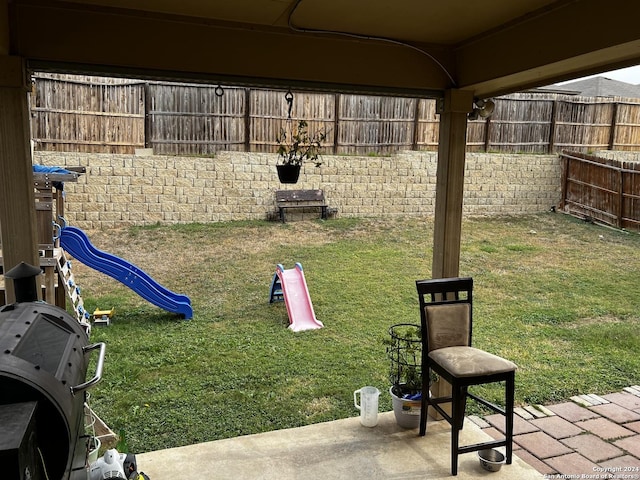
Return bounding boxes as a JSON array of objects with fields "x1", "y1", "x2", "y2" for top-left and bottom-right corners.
[
  {"x1": 463, "y1": 153, "x2": 561, "y2": 214},
  {"x1": 36, "y1": 150, "x2": 562, "y2": 230}
]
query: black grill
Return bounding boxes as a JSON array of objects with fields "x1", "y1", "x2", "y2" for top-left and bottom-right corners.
[{"x1": 0, "y1": 301, "x2": 105, "y2": 480}]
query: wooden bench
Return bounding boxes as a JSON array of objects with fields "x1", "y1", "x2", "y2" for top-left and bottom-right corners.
[{"x1": 275, "y1": 189, "x2": 334, "y2": 222}]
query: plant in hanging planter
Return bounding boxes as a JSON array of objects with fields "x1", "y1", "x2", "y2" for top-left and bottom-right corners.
[{"x1": 275, "y1": 119, "x2": 326, "y2": 183}]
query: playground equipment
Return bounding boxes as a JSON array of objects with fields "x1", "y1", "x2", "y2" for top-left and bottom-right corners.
[
  {"x1": 58, "y1": 223, "x2": 193, "y2": 319},
  {"x1": 0, "y1": 166, "x2": 192, "y2": 322},
  {"x1": 269, "y1": 263, "x2": 323, "y2": 332},
  {"x1": 0, "y1": 167, "x2": 90, "y2": 321}
]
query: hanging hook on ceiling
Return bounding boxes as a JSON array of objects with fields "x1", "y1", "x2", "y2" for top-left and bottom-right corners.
[{"x1": 285, "y1": 90, "x2": 294, "y2": 119}]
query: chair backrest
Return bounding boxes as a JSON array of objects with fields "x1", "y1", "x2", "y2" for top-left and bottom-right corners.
[{"x1": 416, "y1": 277, "x2": 473, "y2": 352}]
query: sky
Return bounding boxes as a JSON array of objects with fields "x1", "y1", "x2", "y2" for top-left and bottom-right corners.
[{"x1": 558, "y1": 65, "x2": 640, "y2": 85}]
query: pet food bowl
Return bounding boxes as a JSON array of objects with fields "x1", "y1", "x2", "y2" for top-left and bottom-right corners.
[{"x1": 477, "y1": 448, "x2": 505, "y2": 472}]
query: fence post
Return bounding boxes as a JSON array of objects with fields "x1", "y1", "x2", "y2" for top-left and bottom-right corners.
[
  {"x1": 333, "y1": 93, "x2": 340, "y2": 155},
  {"x1": 617, "y1": 167, "x2": 624, "y2": 228},
  {"x1": 144, "y1": 82, "x2": 151, "y2": 149},
  {"x1": 559, "y1": 152, "x2": 568, "y2": 211},
  {"x1": 245, "y1": 88, "x2": 251, "y2": 152},
  {"x1": 548, "y1": 100, "x2": 558, "y2": 154},
  {"x1": 412, "y1": 98, "x2": 420, "y2": 151},
  {"x1": 483, "y1": 115, "x2": 492, "y2": 152},
  {"x1": 608, "y1": 102, "x2": 619, "y2": 151}
]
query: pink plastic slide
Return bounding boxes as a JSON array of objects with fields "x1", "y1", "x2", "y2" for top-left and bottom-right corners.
[{"x1": 276, "y1": 263, "x2": 324, "y2": 332}]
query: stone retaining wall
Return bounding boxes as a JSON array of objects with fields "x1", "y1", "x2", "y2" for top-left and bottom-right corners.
[{"x1": 36, "y1": 151, "x2": 562, "y2": 230}]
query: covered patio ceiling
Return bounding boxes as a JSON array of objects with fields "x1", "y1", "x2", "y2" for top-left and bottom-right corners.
[
  {"x1": 1, "y1": 0, "x2": 640, "y2": 302},
  {"x1": 8, "y1": 0, "x2": 640, "y2": 98}
]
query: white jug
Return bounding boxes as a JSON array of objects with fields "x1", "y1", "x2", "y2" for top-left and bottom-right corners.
[{"x1": 354, "y1": 386, "x2": 380, "y2": 427}]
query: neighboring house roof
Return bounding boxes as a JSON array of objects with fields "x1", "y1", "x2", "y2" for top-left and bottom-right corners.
[{"x1": 537, "y1": 76, "x2": 640, "y2": 99}]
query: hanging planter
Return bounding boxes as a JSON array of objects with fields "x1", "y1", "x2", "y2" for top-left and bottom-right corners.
[
  {"x1": 276, "y1": 164, "x2": 301, "y2": 184},
  {"x1": 275, "y1": 91, "x2": 326, "y2": 184}
]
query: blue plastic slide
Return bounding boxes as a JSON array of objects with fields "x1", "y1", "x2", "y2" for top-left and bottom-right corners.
[{"x1": 59, "y1": 225, "x2": 193, "y2": 319}]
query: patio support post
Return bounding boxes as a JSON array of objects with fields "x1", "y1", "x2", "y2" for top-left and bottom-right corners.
[
  {"x1": 0, "y1": 54, "x2": 40, "y2": 303},
  {"x1": 432, "y1": 89, "x2": 473, "y2": 280},
  {"x1": 429, "y1": 89, "x2": 473, "y2": 418}
]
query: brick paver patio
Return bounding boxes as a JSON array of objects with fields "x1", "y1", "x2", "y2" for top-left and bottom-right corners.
[{"x1": 475, "y1": 386, "x2": 640, "y2": 477}]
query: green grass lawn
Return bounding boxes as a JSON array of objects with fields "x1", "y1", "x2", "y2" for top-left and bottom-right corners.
[{"x1": 77, "y1": 213, "x2": 640, "y2": 453}]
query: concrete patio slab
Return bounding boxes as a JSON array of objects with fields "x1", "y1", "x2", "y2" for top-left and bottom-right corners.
[{"x1": 136, "y1": 412, "x2": 543, "y2": 479}]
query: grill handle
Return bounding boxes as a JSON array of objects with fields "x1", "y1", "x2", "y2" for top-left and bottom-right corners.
[{"x1": 71, "y1": 342, "x2": 106, "y2": 395}]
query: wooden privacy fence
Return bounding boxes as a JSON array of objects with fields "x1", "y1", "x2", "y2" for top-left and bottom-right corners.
[
  {"x1": 29, "y1": 74, "x2": 640, "y2": 155},
  {"x1": 30, "y1": 75, "x2": 145, "y2": 153},
  {"x1": 560, "y1": 151, "x2": 640, "y2": 230},
  {"x1": 471, "y1": 93, "x2": 640, "y2": 153}
]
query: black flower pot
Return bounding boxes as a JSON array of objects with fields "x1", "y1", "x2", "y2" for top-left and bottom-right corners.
[{"x1": 277, "y1": 164, "x2": 301, "y2": 184}]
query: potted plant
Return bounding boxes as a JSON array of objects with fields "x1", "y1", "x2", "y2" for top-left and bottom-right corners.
[
  {"x1": 275, "y1": 119, "x2": 326, "y2": 184},
  {"x1": 385, "y1": 323, "x2": 423, "y2": 428}
]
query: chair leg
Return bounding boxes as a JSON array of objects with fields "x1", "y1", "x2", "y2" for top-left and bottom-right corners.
[
  {"x1": 457, "y1": 386, "x2": 468, "y2": 431},
  {"x1": 450, "y1": 383, "x2": 465, "y2": 476},
  {"x1": 505, "y1": 373, "x2": 515, "y2": 465},
  {"x1": 440, "y1": 376, "x2": 513, "y2": 476},
  {"x1": 419, "y1": 376, "x2": 429, "y2": 436}
]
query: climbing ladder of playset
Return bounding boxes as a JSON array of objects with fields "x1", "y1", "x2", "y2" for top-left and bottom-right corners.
[
  {"x1": 0, "y1": 168, "x2": 83, "y2": 311},
  {"x1": 56, "y1": 248, "x2": 91, "y2": 325},
  {"x1": 30, "y1": 167, "x2": 94, "y2": 328}
]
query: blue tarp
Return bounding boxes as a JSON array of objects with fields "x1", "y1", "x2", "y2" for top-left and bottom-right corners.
[{"x1": 33, "y1": 165, "x2": 75, "y2": 190}]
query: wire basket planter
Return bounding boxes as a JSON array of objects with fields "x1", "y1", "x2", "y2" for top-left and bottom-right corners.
[{"x1": 386, "y1": 323, "x2": 422, "y2": 397}]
